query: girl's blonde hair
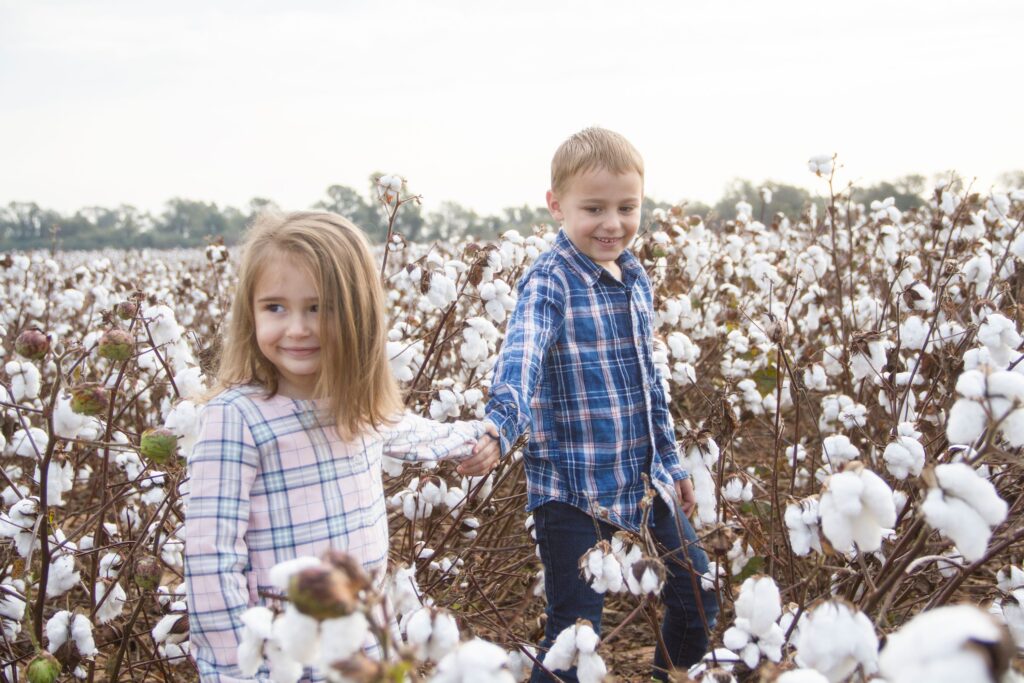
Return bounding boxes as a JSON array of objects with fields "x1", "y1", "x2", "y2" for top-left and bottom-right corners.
[{"x1": 212, "y1": 210, "x2": 402, "y2": 439}]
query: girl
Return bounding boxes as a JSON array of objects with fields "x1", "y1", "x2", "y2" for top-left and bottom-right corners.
[{"x1": 184, "y1": 211, "x2": 499, "y2": 682}]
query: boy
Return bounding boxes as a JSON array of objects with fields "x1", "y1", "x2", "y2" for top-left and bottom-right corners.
[{"x1": 483, "y1": 127, "x2": 718, "y2": 681}]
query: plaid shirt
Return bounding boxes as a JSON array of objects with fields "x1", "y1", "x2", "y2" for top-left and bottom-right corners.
[
  {"x1": 486, "y1": 229, "x2": 687, "y2": 531},
  {"x1": 184, "y1": 385, "x2": 484, "y2": 682}
]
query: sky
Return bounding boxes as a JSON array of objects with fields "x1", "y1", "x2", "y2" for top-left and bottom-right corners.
[{"x1": 1, "y1": 0, "x2": 1022, "y2": 219}]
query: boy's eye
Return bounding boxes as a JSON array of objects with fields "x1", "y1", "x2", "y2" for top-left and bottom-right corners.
[
  {"x1": 585, "y1": 207, "x2": 602, "y2": 214},
  {"x1": 621, "y1": 206, "x2": 637, "y2": 214}
]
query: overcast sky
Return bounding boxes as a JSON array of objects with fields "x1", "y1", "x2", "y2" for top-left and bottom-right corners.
[{"x1": 1, "y1": 0, "x2": 1021, "y2": 218}]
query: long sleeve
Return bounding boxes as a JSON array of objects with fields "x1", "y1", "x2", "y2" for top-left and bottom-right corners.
[
  {"x1": 184, "y1": 402, "x2": 262, "y2": 682},
  {"x1": 485, "y1": 270, "x2": 565, "y2": 455},
  {"x1": 650, "y1": 360, "x2": 688, "y2": 482},
  {"x1": 380, "y1": 413, "x2": 486, "y2": 463}
]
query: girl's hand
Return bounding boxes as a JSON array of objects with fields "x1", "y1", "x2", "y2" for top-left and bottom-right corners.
[
  {"x1": 458, "y1": 423, "x2": 501, "y2": 476},
  {"x1": 676, "y1": 477, "x2": 697, "y2": 517}
]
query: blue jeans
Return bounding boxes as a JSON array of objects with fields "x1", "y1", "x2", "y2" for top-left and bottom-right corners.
[{"x1": 529, "y1": 498, "x2": 718, "y2": 682}]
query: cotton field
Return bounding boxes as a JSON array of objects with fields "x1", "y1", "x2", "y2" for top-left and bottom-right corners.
[{"x1": 1, "y1": 165, "x2": 1023, "y2": 682}]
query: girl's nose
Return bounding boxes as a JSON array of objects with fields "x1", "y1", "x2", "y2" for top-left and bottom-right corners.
[{"x1": 287, "y1": 313, "x2": 312, "y2": 336}]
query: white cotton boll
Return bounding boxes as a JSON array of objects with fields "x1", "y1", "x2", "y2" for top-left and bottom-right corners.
[
  {"x1": 273, "y1": 606, "x2": 320, "y2": 665},
  {"x1": 427, "y1": 272, "x2": 458, "y2": 309},
  {"x1": 507, "y1": 647, "x2": 535, "y2": 682},
  {"x1": 879, "y1": 605, "x2": 1007, "y2": 683},
  {"x1": 819, "y1": 465, "x2": 895, "y2": 554},
  {"x1": 71, "y1": 613, "x2": 96, "y2": 656},
  {"x1": 53, "y1": 395, "x2": 87, "y2": 439},
  {"x1": 12, "y1": 428, "x2": 48, "y2": 459},
  {"x1": 46, "y1": 553, "x2": 81, "y2": 598},
  {"x1": 804, "y1": 364, "x2": 828, "y2": 391},
  {"x1": 388, "y1": 339, "x2": 422, "y2": 383},
  {"x1": 95, "y1": 581, "x2": 126, "y2": 624},
  {"x1": 976, "y1": 313, "x2": 1022, "y2": 363},
  {"x1": 921, "y1": 463, "x2": 1008, "y2": 562},
  {"x1": 736, "y1": 576, "x2": 782, "y2": 636},
  {"x1": 37, "y1": 459, "x2": 75, "y2": 506},
  {"x1": 152, "y1": 613, "x2": 187, "y2": 646},
  {"x1": 821, "y1": 435, "x2": 859, "y2": 466},
  {"x1": 45, "y1": 610, "x2": 72, "y2": 654},
  {"x1": 899, "y1": 316, "x2": 932, "y2": 351},
  {"x1": 432, "y1": 638, "x2": 516, "y2": 683},
  {"x1": 164, "y1": 400, "x2": 202, "y2": 456},
  {"x1": 575, "y1": 652, "x2": 607, "y2": 683},
  {"x1": 786, "y1": 497, "x2": 822, "y2": 556},
  {"x1": 238, "y1": 606, "x2": 274, "y2": 675},
  {"x1": 388, "y1": 564, "x2": 423, "y2": 617},
  {"x1": 173, "y1": 366, "x2": 206, "y2": 401},
  {"x1": 6, "y1": 361, "x2": 41, "y2": 401},
  {"x1": 946, "y1": 399, "x2": 987, "y2": 446},
  {"x1": 265, "y1": 640, "x2": 303, "y2": 683},
  {"x1": 822, "y1": 345, "x2": 844, "y2": 377},
  {"x1": 382, "y1": 455, "x2": 405, "y2": 478},
  {"x1": 997, "y1": 565, "x2": 1024, "y2": 593},
  {"x1": 795, "y1": 600, "x2": 878, "y2": 682},
  {"x1": 543, "y1": 623, "x2": 580, "y2": 673},
  {"x1": 319, "y1": 612, "x2": 369, "y2": 663},
  {"x1": 838, "y1": 402, "x2": 867, "y2": 429},
  {"x1": 268, "y1": 557, "x2": 322, "y2": 592},
  {"x1": 808, "y1": 155, "x2": 834, "y2": 177},
  {"x1": 883, "y1": 432, "x2": 925, "y2": 480}
]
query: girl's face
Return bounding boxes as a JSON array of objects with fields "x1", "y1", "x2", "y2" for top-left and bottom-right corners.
[{"x1": 253, "y1": 255, "x2": 321, "y2": 399}]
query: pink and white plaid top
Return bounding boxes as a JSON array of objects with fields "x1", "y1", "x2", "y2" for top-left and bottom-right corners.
[{"x1": 184, "y1": 385, "x2": 484, "y2": 682}]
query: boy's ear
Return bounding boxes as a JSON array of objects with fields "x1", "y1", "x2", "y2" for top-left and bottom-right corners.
[{"x1": 546, "y1": 190, "x2": 564, "y2": 222}]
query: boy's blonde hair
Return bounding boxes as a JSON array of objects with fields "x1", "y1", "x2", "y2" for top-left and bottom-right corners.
[
  {"x1": 550, "y1": 127, "x2": 644, "y2": 197},
  {"x1": 212, "y1": 210, "x2": 402, "y2": 439}
]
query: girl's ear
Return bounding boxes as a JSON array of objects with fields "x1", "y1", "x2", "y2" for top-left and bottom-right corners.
[{"x1": 546, "y1": 190, "x2": 564, "y2": 222}]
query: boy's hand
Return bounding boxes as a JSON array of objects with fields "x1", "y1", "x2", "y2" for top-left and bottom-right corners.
[
  {"x1": 457, "y1": 423, "x2": 501, "y2": 477},
  {"x1": 676, "y1": 478, "x2": 697, "y2": 518}
]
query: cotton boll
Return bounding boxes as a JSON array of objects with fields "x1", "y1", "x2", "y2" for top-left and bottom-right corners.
[
  {"x1": 819, "y1": 464, "x2": 895, "y2": 554},
  {"x1": 921, "y1": 463, "x2": 1008, "y2": 562},
  {"x1": 432, "y1": 638, "x2": 516, "y2": 683},
  {"x1": 11, "y1": 428, "x2": 48, "y2": 459},
  {"x1": 879, "y1": 605, "x2": 1013, "y2": 683},
  {"x1": 95, "y1": 581, "x2": 126, "y2": 624},
  {"x1": 786, "y1": 497, "x2": 822, "y2": 556},
  {"x1": 319, "y1": 612, "x2": 370, "y2": 664},
  {"x1": 46, "y1": 553, "x2": 81, "y2": 598},
  {"x1": 795, "y1": 600, "x2": 878, "y2": 682},
  {"x1": 883, "y1": 432, "x2": 925, "y2": 480},
  {"x1": 273, "y1": 605, "x2": 320, "y2": 665}
]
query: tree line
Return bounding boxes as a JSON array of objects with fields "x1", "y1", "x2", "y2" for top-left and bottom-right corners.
[{"x1": 3, "y1": 172, "x2": 1002, "y2": 251}]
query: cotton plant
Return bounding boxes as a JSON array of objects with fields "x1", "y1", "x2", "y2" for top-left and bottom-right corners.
[
  {"x1": 431, "y1": 638, "x2": 517, "y2": 683},
  {"x1": 818, "y1": 461, "x2": 896, "y2": 554},
  {"x1": 795, "y1": 600, "x2": 879, "y2": 682},
  {"x1": 920, "y1": 463, "x2": 1008, "y2": 562},
  {"x1": 722, "y1": 576, "x2": 785, "y2": 669}
]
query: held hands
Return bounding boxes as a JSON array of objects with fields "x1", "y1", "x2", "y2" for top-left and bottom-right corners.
[
  {"x1": 457, "y1": 422, "x2": 501, "y2": 477},
  {"x1": 676, "y1": 477, "x2": 697, "y2": 518}
]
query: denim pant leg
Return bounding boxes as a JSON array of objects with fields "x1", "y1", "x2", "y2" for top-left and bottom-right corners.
[
  {"x1": 650, "y1": 496, "x2": 720, "y2": 680},
  {"x1": 530, "y1": 502, "x2": 613, "y2": 683}
]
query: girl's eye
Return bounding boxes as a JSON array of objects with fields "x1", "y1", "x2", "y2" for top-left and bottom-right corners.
[
  {"x1": 265, "y1": 303, "x2": 284, "y2": 313},
  {"x1": 309, "y1": 304, "x2": 319, "y2": 313}
]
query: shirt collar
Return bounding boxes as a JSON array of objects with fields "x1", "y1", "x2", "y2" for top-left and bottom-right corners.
[{"x1": 552, "y1": 229, "x2": 643, "y2": 288}]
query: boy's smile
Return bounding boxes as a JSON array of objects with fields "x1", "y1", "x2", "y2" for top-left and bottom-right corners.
[{"x1": 546, "y1": 166, "x2": 643, "y2": 277}]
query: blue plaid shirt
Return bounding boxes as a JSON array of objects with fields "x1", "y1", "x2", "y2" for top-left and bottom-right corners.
[{"x1": 485, "y1": 230, "x2": 687, "y2": 531}]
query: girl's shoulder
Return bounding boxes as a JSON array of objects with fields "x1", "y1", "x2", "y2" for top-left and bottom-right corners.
[{"x1": 203, "y1": 384, "x2": 282, "y2": 424}]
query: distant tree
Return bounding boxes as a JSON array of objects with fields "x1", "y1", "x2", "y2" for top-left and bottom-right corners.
[
  {"x1": 713, "y1": 179, "x2": 814, "y2": 223},
  {"x1": 314, "y1": 185, "x2": 377, "y2": 232},
  {"x1": 851, "y1": 174, "x2": 927, "y2": 211},
  {"x1": 997, "y1": 170, "x2": 1024, "y2": 189},
  {"x1": 424, "y1": 201, "x2": 487, "y2": 242}
]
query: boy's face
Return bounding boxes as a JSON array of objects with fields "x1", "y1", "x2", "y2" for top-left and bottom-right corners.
[{"x1": 547, "y1": 167, "x2": 643, "y2": 270}]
